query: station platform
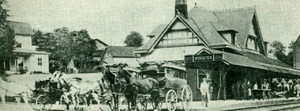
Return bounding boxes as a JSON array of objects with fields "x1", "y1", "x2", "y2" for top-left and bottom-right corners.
[{"x1": 189, "y1": 97, "x2": 300, "y2": 111}]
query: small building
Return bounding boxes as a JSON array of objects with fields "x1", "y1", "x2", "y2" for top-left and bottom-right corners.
[
  {"x1": 2, "y1": 21, "x2": 49, "y2": 74},
  {"x1": 102, "y1": 46, "x2": 139, "y2": 67}
]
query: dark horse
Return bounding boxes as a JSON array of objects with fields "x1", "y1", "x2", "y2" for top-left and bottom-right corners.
[{"x1": 102, "y1": 66, "x2": 161, "y2": 110}]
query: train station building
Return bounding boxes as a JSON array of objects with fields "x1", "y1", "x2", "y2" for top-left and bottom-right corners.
[{"x1": 134, "y1": 0, "x2": 300, "y2": 101}]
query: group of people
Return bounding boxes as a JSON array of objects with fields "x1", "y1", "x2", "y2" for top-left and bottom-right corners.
[{"x1": 231, "y1": 79, "x2": 258, "y2": 100}]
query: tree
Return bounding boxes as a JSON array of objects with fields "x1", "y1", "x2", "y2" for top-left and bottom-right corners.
[
  {"x1": 269, "y1": 41, "x2": 287, "y2": 63},
  {"x1": 0, "y1": 0, "x2": 15, "y2": 74},
  {"x1": 124, "y1": 31, "x2": 143, "y2": 47},
  {"x1": 32, "y1": 30, "x2": 43, "y2": 45},
  {"x1": 36, "y1": 27, "x2": 97, "y2": 72}
]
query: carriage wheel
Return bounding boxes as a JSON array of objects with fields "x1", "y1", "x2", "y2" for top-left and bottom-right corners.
[
  {"x1": 166, "y1": 90, "x2": 177, "y2": 111},
  {"x1": 35, "y1": 95, "x2": 52, "y2": 110},
  {"x1": 181, "y1": 86, "x2": 192, "y2": 111},
  {"x1": 151, "y1": 101, "x2": 162, "y2": 111}
]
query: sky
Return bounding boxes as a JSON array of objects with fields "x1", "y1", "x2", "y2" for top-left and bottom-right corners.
[{"x1": 6, "y1": 0, "x2": 300, "y2": 47}]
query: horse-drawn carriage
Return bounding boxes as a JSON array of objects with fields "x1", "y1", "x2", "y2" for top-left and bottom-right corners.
[
  {"x1": 103, "y1": 62, "x2": 192, "y2": 111},
  {"x1": 31, "y1": 72, "x2": 105, "y2": 111},
  {"x1": 31, "y1": 79, "x2": 65, "y2": 110}
]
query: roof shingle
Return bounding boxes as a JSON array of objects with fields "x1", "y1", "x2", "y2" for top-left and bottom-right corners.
[{"x1": 107, "y1": 46, "x2": 137, "y2": 58}]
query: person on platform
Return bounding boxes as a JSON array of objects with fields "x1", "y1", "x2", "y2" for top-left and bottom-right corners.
[
  {"x1": 254, "y1": 82, "x2": 258, "y2": 89},
  {"x1": 242, "y1": 79, "x2": 249, "y2": 100},
  {"x1": 247, "y1": 81, "x2": 253, "y2": 100},
  {"x1": 294, "y1": 81, "x2": 300, "y2": 98},
  {"x1": 262, "y1": 79, "x2": 270, "y2": 89},
  {"x1": 200, "y1": 78, "x2": 210, "y2": 107}
]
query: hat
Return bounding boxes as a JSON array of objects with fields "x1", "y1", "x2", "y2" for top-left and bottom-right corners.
[{"x1": 118, "y1": 63, "x2": 127, "y2": 67}]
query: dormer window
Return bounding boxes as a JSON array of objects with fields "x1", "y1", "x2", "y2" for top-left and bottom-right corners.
[
  {"x1": 246, "y1": 35, "x2": 257, "y2": 50},
  {"x1": 218, "y1": 31, "x2": 236, "y2": 45}
]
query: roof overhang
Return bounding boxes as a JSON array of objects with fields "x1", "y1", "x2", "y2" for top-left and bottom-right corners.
[{"x1": 185, "y1": 48, "x2": 300, "y2": 76}]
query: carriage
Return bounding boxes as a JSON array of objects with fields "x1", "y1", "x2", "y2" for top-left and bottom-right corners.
[
  {"x1": 137, "y1": 62, "x2": 192, "y2": 111},
  {"x1": 105, "y1": 62, "x2": 192, "y2": 111},
  {"x1": 32, "y1": 78, "x2": 98, "y2": 111},
  {"x1": 30, "y1": 79, "x2": 66, "y2": 110}
]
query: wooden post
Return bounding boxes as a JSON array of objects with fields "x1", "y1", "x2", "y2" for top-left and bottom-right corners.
[
  {"x1": 223, "y1": 73, "x2": 227, "y2": 100},
  {"x1": 217, "y1": 69, "x2": 222, "y2": 100}
]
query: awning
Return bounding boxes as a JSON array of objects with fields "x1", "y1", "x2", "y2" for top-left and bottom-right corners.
[{"x1": 185, "y1": 48, "x2": 300, "y2": 76}]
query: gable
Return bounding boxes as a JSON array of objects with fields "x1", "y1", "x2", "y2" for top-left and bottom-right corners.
[
  {"x1": 155, "y1": 19, "x2": 205, "y2": 48},
  {"x1": 195, "y1": 49, "x2": 212, "y2": 55}
]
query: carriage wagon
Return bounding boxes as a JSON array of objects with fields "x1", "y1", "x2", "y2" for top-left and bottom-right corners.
[
  {"x1": 30, "y1": 79, "x2": 65, "y2": 110},
  {"x1": 137, "y1": 62, "x2": 193, "y2": 111}
]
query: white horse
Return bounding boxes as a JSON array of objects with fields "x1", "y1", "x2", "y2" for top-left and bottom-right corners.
[
  {"x1": 50, "y1": 71, "x2": 101, "y2": 108},
  {"x1": 0, "y1": 79, "x2": 32, "y2": 104}
]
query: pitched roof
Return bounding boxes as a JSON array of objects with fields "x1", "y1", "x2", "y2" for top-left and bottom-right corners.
[
  {"x1": 136, "y1": 7, "x2": 256, "y2": 53},
  {"x1": 7, "y1": 21, "x2": 33, "y2": 36},
  {"x1": 136, "y1": 24, "x2": 167, "y2": 52},
  {"x1": 94, "y1": 39, "x2": 108, "y2": 46},
  {"x1": 213, "y1": 8, "x2": 256, "y2": 48},
  {"x1": 107, "y1": 46, "x2": 137, "y2": 58}
]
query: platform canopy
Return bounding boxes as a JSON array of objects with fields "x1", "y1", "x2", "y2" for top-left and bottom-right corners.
[{"x1": 185, "y1": 48, "x2": 300, "y2": 76}]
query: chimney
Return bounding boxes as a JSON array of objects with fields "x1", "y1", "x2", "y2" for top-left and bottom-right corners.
[{"x1": 175, "y1": 0, "x2": 188, "y2": 18}]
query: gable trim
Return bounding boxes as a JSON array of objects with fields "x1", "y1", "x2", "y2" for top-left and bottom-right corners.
[
  {"x1": 195, "y1": 48, "x2": 212, "y2": 55},
  {"x1": 148, "y1": 15, "x2": 209, "y2": 53}
]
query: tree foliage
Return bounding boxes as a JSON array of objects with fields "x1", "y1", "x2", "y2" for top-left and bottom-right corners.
[
  {"x1": 0, "y1": 0, "x2": 14, "y2": 74},
  {"x1": 35, "y1": 27, "x2": 97, "y2": 73},
  {"x1": 269, "y1": 41, "x2": 294, "y2": 66},
  {"x1": 124, "y1": 31, "x2": 143, "y2": 47}
]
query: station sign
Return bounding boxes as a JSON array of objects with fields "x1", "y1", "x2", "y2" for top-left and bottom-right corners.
[{"x1": 184, "y1": 49, "x2": 223, "y2": 63}]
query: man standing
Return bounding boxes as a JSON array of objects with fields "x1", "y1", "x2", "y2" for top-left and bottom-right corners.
[
  {"x1": 242, "y1": 79, "x2": 249, "y2": 100},
  {"x1": 200, "y1": 78, "x2": 210, "y2": 107}
]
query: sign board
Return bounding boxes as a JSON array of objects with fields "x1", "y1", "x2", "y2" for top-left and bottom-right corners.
[{"x1": 184, "y1": 49, "x2": 224, "y2": 63}]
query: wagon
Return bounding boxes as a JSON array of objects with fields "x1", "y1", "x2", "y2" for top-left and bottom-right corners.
[
  {"x1": 31, "y1": 80, "x2": 65, "y2": 110},
  {"x1": 137, "y1": 62, "x2": 193, "y2": 111}
]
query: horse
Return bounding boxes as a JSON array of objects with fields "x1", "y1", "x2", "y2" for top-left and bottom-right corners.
[
  {"x1": 128, "y1": 76, "x2": 160, "y2": 110},
  {"x1": 0, "y1": 79, "x2": 33, "y2": 105},
  {"x1": 102, "y1": 65, "x2": 160, "y2": 110},
  {"x1": 49, "y1": 71, "x2": 102, "y2": 109}
]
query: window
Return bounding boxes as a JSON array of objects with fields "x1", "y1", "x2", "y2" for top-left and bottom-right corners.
[
  {"x1": 247, "y1": 37, "x2": 256, "y2": 50},
  {"x1": 219, "y1": 31, "x2": 236, "y2": 45},
  {"x1": 38, "y1": 58, "x2": 42, "y2": 66},
  {"x1": 16, "y1": 42, "x2": 22, "y2": 48},
  {"x1": 157, "y1": 30, "x2": 201, "y2": 47}
]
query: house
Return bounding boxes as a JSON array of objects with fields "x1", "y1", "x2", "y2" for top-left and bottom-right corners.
[
  {"x1": 134, "y1": 0, "x2": 300, "y2": 101},
  {"x1": 102, "y1": 46, "x2": 139, "y2": 67},
  {"x1": 294, "y1": 35, "x2": 300, "y2": 69},
  {"x1": 2, "y1": 21, "x2": 49, "y2": 74}
]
